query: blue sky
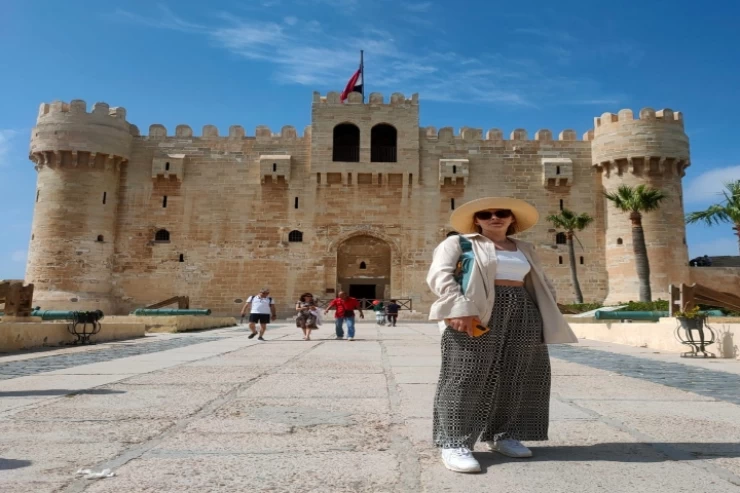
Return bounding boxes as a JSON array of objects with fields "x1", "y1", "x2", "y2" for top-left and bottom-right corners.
[{"x1": 2, "y1": 0, "x2": 739, "y2": 278}]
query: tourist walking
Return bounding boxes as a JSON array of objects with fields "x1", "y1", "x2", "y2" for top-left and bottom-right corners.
[
  {"x1": 295, "y1": 292, "x2": 321, "y2": 340},
  {"x1": 240, "y1": 288, "x2": 276, "y2": 341},
  {"x1": 426, "y1": 197, "x2": 578, "y2": 473},
  {"x1": 372, "y1": 300, "x2": 386, "y2": 325},
  {"x1": 386, "y1": 299, "x2": 400, "y2": 327},
  {"x1": 324, "y1": 291, "x2": 364, "y2": 341}
]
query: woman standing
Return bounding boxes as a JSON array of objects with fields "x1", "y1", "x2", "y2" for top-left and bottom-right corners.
[
  {"x1": 426, "y1": 197, "x2": 578, "y2": 473},
  {"x1": 295, "y1": 293, "x2": 319, "y2": 340}
]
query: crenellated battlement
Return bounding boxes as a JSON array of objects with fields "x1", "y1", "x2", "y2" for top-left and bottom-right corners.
[
  {"x1": 36, "y1": 100, "x2": 134, "y2": 132},
  {"x1": 593, "y1": 107, "x2": 684, "y2": 135},
  {"x1": 420, "y1": 126, "x2": 588, "y2": 143},
  {"x1": 145, "y1": 123, "x2": 312, "y2": 140},
  {"x1": 312, "y1": 91, "x2": 419, "y2": 106},
  {"x1": 590, "y1": 107, "x2": 690, "y2": 176},
  {"x1": 31, "y1": 99, "x2": 135, "y2": 163}
]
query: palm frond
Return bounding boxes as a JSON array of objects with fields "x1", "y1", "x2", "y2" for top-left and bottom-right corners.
[
  {"x1": 604, "y1": 184, "x2": 666, "y2": 213},
  {"x1": 686, "y1": 180, "x2": 740, "y2": 225},
  {"x1": 546, "y1": 209, "x2": 595, "y2": 233},
  {"x1": 685, "y1": 205, "x2": 732, "y2": 226}
]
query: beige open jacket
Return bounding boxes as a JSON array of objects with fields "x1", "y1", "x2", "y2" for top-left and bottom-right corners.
[{"x1": 427, "y1": 233, "x2": 578, "y2": 344}]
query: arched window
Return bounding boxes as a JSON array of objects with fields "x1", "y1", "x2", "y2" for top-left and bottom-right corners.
[
  {"x1": 155, "y1": 229, "x2": 170, "y2": 242},
  {"x1": 96, "y1": 235, "x2": 104, "y2": 242},
  {"x1": 371, "y1": 124, "x2": 397, "y2": 162},
  {"x1": 617, "y1": 237, "x2": 623, "y2": 245},
  {"x1": 555, "y1": 232, "x2": 567, "y2": 245},
  {"x1": 288, "y1": 230, "x2": 303, "y2": 242},
  {"x1": 359, "y1": 261, "x2": 367, "y2": 270},
  {"x1": 333, "y1": 123, "x2": 360, "y2": 162}
]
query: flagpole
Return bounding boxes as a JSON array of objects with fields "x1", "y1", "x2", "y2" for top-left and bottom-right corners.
[{"x1": 360, "y1": 50, "x2": 365, "y2": 103}]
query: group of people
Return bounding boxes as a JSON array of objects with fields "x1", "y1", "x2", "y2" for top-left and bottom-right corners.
[
  {"x1": 239, "y1": 290, "x2": 400, "y2": 342},
  {"x1": 689, "y1": 254, "x2": 713, "y2": 267},
  {"x1": 240, "y1": 195, "x2": 581, "y2": 476},
  {"x1": 371, "y1": 299, "x2": 401, "y2": 327}
]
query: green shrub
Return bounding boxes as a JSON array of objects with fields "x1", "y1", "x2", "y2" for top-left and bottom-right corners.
[
  {"x1": 559, "y1": 302, "x2": 603, "y2": 314},
  {"x1": 617, "y1": 299, "x2": 669, "y2": 311}
]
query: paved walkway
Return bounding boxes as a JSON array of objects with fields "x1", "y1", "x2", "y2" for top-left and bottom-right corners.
[{"x1": 2, "y1": 322, "x2": 740, "y2": 492}]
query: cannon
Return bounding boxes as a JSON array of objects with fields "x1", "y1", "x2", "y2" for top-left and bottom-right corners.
[
  {"x1": 30, "y1": 309, "x2": 105, "y2": 322},
  {"x1": 594, "y1": 310, "x2": 724, "y2": 321},
  {"x1": 18, "y1": 309, "x2": 105, "y2": 345},
  {"x1": 130, "y1": 308, "x2": 212, "y2": 316}
]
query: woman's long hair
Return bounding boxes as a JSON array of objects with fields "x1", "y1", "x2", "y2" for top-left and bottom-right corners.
[{"x1": 299, "y1": 292, "x2": 314, "y2": 303}]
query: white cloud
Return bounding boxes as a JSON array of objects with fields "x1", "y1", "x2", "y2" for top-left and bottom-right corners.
[
  {"x1": 11, "y1": 250, "x2": 26, "y2": 263},
  {"x1": 688, "y1": 236, "x2": 739, "y2": 258},
  {"x1": 0, "y1": 129, "x2": 18, "y2": 168},
  {"x1": 684, "y1": 165, "x2": 740, "y2": 204},
  {"x1": 111, "y1": 7, "x2": 622, "y2": 107},
  {"x1": 403, "y1": 2, "x2": 432, "y2": 12}
]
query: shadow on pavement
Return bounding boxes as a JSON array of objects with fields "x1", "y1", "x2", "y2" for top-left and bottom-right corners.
[
  {"x1": 475, "y1": 442, "x2": 740, "y2": 470},
  {"x1": 0, "y1": 458, "x2": 33, "y2": 470},
  {"x1": 0, "y1": 388, "x2": 126, "y2": 397}
]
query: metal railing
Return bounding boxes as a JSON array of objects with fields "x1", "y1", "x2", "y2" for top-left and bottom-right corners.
[
  {"x1": 332, "y1": 146, "x2": 360, "y2": 162},
  {"x1": 371, "y1": 146, "x2": 397, "y2": 163},
  {"x1": 315, "y1": 298, "x2": 412, "y2": 311}
]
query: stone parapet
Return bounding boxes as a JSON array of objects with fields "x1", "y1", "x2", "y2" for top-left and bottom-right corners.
[
  {"x1": 591, "y1": 107, "x2": 690, "y2": 176},
  {"x1": 0, "y1": 320, "x2": 145, "y2": 351},
  {"x1": 31, "y1": 100, "x2": 134, "y2": 166}
]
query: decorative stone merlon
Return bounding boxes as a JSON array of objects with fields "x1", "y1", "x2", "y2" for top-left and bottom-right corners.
[
  {"x1": 541, "y1": 158, "x2": 573, "y2": 187},
  {"x1": 260, "y1": 155, "x2": 291, "y2": 183},
  {"x1": 152, "y1": 154, "x2": 185, "y2": 180},
  {"x1": 439, "y1": 159, "x2": 469, "y2": 186}
]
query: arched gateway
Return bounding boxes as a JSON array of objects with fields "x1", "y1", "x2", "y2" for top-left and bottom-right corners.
[{"x1": 336, "y1": 235, "x2": 392, "y2": 300}]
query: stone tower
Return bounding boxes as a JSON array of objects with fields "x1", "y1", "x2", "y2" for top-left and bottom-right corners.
[
  {"x1": 590, "y1": 108, "x2": 691, "y2": 304},
  {"x1": 27, "y1": 100, "x2": 135, "y2": 313},
  {"x1": 310, "y1": 91, "x2": 420, "y2": 186}
]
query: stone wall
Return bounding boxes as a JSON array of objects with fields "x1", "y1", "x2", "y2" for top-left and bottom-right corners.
[
  {"x1": 690, "y1": 267, "x2": 740, "y2": 297},
  {"x1": 24, "y1": 96, "x2": 693, "y2": 317}
]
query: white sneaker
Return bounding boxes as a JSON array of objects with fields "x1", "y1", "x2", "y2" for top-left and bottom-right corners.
[
  {"x1": 348, "y1": 337, "x2": 354, "y2": 341},
  {"x1": 487, "y1": 439, "x2": 532, "y2": 458},
  {"x1": 441, "y1": 447, "x2": 481, "y2": 473}
]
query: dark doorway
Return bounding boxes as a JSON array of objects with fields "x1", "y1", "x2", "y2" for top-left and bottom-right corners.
[{"x1": 349, "y1": 284, "x2": 376, "y2": 300}]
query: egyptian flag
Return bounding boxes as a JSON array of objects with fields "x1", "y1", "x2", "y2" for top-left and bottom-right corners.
[{"x1": 340, "y1": 65, "x2": 363, "y2": 102}]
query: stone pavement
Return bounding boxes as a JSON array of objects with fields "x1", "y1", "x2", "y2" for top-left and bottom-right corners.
[{"x1": 2, "y1": 322, "x2": 740, "y2": 492}]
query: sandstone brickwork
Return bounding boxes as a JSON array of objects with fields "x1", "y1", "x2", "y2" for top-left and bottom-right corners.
[{"x1": 25, "y1": 92, "x2": 693, "y2": 317}]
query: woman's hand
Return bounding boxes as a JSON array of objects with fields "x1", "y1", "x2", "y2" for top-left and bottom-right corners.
[{"x1": 447, "y1": 316, "x2": 476, "y2": 337}]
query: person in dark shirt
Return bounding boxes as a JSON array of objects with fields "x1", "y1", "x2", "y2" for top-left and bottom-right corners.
[{"x1": 386, "y1": 299, "x2": 401, "y2": 327}]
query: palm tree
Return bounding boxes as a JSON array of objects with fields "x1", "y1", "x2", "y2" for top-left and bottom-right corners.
[
  {"x1": 603, "y1": 184, "x2": 667, "y2": 302},
  {"x1": 686, "y1": 180, "x2": 740, "y2": 254},
  {"x1": 546, "y1": 209, "x2": 594, "y2": 304}
]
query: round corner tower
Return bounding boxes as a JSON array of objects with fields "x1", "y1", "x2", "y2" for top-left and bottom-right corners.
[
  {"x1": 27, "y1": 100, "x2": 135, "y2": 313},
  {"x1": 591, "y1": 107, "x2": 691, "y2": 304}
]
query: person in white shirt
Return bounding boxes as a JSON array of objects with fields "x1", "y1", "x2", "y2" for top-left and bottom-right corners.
[{"x1": 240, "y1": 288, "x2": 276, "y2": 341}]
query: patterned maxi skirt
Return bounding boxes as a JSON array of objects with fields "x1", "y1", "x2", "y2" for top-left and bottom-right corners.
[{"x1": 432, "y1": 286, "x2": 551, "y2": 449}]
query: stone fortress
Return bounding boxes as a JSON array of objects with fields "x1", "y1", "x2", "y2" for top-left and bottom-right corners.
[{"x1": 25, "y1": 90, "x2": 695, "y2": 318}]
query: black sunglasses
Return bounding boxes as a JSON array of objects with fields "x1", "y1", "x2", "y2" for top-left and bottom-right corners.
[{"x1": 474, "y1": 210, "x2": 513, "y2": 220}]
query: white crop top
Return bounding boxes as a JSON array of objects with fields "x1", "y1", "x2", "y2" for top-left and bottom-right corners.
[{"x1": 495, "y1": 248, "x2": 531, "y2": 281}]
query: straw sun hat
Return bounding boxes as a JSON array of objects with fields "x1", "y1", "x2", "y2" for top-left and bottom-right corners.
[{"x1": 449, "y1": 197, "x2": 539, "y2": 235}]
